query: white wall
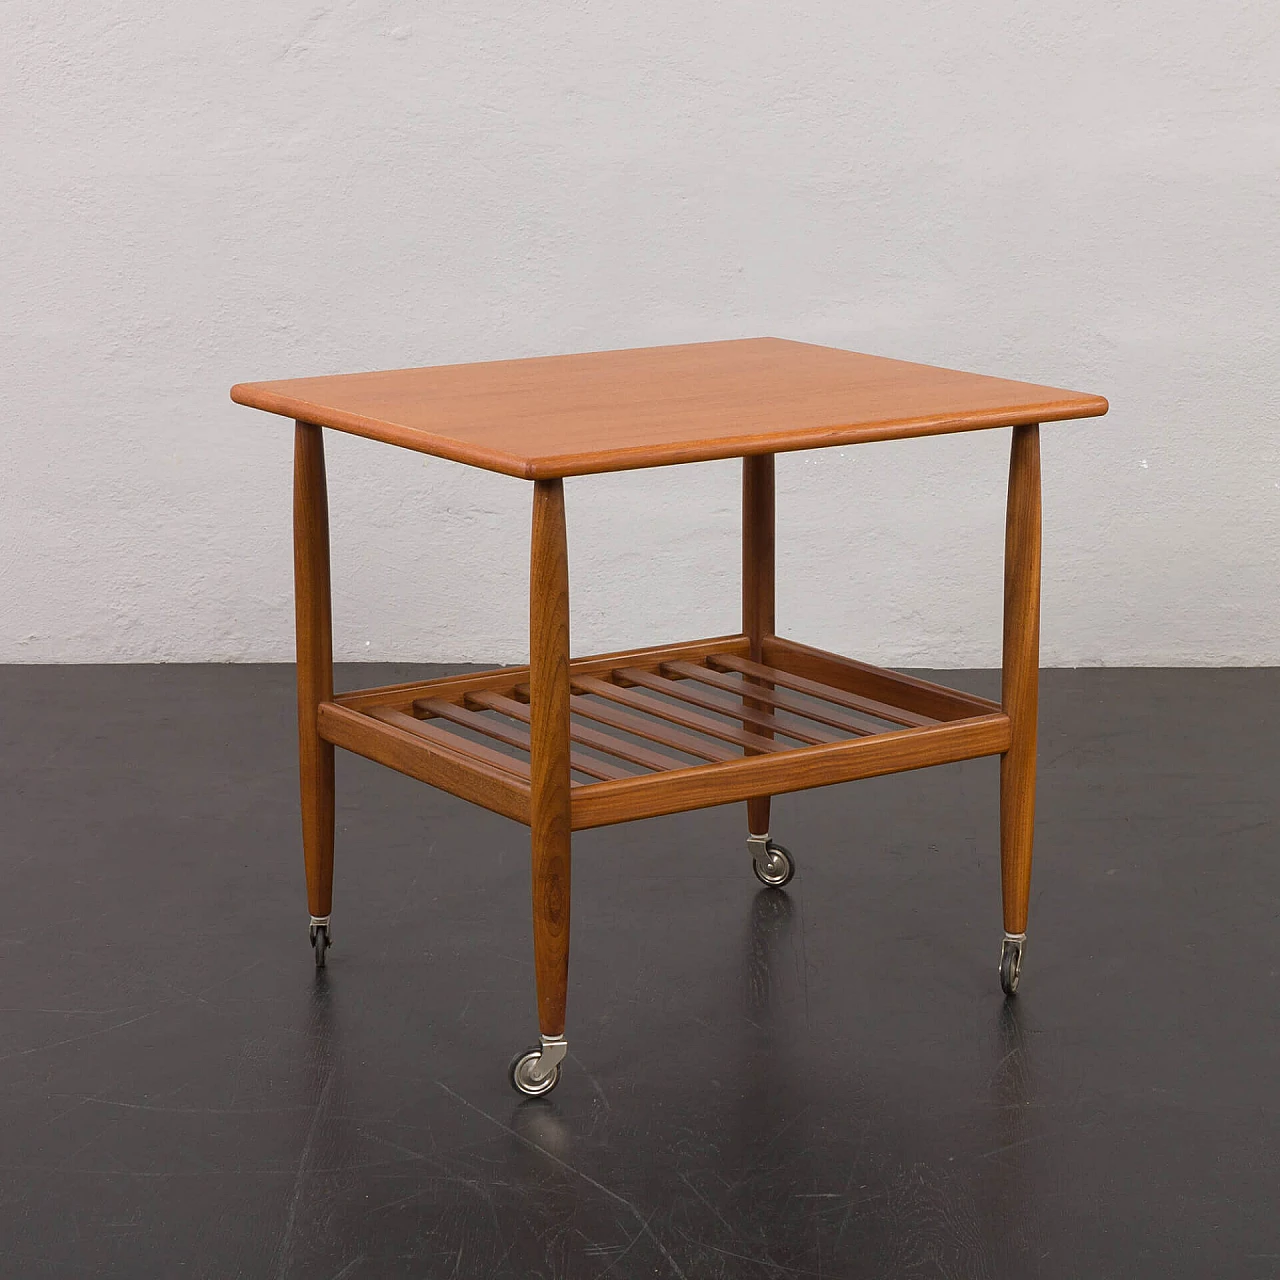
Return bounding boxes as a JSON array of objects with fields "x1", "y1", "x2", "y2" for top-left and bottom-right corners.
[{"x1": 3, "y1": 0, "x2": 1277, "y2": 666}]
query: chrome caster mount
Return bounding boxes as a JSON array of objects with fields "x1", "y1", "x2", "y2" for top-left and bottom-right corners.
[
  {"x1": 309, "y1": 915, "x2": 331, "y2": 969},
  {"x1": 999, "y1": 932, "x2": 1025, "y2": 996},
  {"x1": 508, "y1": 1035, "x2": 568, "y2": 1097},
  {"x1": 748, "y1": 833, "x2": 796, "y2": 888}
]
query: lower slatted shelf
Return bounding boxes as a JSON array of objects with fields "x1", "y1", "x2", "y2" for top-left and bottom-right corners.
[{"x1": 320, "y1": 633, "x2": 1011, "y2": 829}]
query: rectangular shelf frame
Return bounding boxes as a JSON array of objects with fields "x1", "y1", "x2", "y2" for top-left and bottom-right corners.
[{"x1": 318, "y1": 633, "x2": 1009, "y2": 831}]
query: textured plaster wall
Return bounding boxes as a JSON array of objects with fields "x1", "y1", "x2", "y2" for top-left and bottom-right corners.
[{"x1": 3, "y1": 1, "x2": 1277, "y2": 665}]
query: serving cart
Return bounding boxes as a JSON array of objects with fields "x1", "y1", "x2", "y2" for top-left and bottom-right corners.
[{"x1": 232, "y1": 337, "x2": 1107, "y2": 1095}]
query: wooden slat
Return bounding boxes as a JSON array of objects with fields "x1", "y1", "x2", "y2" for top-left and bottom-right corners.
[
  {"x1": 661, "y1": 660, "x2": 882, "y2": 738},
  {"x1": 762, "y1": 636, "x2": 1000, "y2": 721},
  {"x1": 333, "y1": 633, "x2": 752, "y2": 714},
  {"x1": 570, "y1": 714, "x2": 1012, "y2": 830},
  {"x1": 317, "y1": 702, "x2": 530, "y2": 825},
  {"x1": 571, "y1": 674, "x2": 785, "y2": 754},
  {"x1": 541, "y1": 689, "x2": 736, "y2": 762},
  {"x1": 369, "y1": 707, "x2": 534, "y2": 779},
  {"x1": 416, "y1": 697, "x2": 530, "y2": 756},
  {"x1": 416, "y1": 698, "x2": 629, "y2": 782},
  {"x1": 711, "y1": 652, "x2": 939, "y2": 728},
  {"x1": 615, "y1": 667, "x2": 840, "y2": 746},
  {"x1": 468, "y1": 691, "x2": 688, "y2": 774}
]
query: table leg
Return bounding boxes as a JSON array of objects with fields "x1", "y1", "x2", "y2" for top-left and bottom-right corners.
[
  {"x1": 743, "y1": 454, "x2": 775, "y2": 840},
  {"x1": 999, "y1": 424, "x2": 1041, "y2": 994},
  {"x1": 510, "y1": 478, "x2": 572, "y2": 1094},
  {"x1": 741, "y1": 455, "x2": 796, "y2": 886},
  {"x1": 293, "y1": 422, "x2": 335, "y2": 967}
]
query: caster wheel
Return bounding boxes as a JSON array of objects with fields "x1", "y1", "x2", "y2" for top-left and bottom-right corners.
[
  {"x1": 509, "y1": 1046, "x2": 561, "y2": 1097},
  {"x1": 311, "y1": 924, "x2": 330, "y2": 970},
  {"x1": 753, "y1": 840, "x2": 795, "y2": 888},
  {"x1": 999, "y1": 938, "x2": 1023, "y2": 996}
]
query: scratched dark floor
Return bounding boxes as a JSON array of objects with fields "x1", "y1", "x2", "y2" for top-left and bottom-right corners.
[{"x1": 1, "y1": 665, "x2": 1278, "y2": 1279}]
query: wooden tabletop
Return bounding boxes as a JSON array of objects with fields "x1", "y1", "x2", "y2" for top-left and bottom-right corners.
[{"x1": 231, "y1": 338, "x2": 1107, "y2": 480}]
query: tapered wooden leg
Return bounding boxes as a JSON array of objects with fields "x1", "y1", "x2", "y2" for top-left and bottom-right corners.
[
  {"x1": 529, "y1": 479, "x2": 572, "y2": 1039},
  {"x1": 293, "y1": 422, "x2": 335, "y2": 928},
  {"x1": 743, "y1": 454, "x2": 775, "y2": 837},
  {"x1": 1000, "y1": 425, "x2": 1041, "y2": 938}
]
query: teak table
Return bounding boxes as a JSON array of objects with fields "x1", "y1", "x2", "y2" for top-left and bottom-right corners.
[{"x1": 232, "y1": 338, "x2": 1107, "y2": 1096}]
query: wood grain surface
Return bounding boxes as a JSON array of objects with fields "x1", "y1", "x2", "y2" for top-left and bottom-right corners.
[{"x1": 232, "y1": 338, "x2": 1108, "y2": 479}]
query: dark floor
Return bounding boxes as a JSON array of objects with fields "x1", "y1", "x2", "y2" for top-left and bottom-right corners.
[{"x1": 1, "y1": 665, "x2": 1277, "y2": 1279}]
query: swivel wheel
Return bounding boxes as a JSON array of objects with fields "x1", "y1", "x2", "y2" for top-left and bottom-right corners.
[
  {"x1": 751, "y1": 838, "x2": 796, "y2": 888},
  {"x1": 310, "y1": 920, "x2": 331, "y2": 970},
  {"x1": 999, "y1": 935, "x2": 1024, "y2": 996},
  {"x1": 508, "y1": 1036, "x2": 568, "y2": 1097}
]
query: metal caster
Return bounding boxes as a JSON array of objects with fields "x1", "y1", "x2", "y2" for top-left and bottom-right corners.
[
  {"x1": 309, "y1": 916, "x2": 331, "y2": 970},
  {"x1": 999, "y1": 933, "x2": 1025, "y2": 996},
  {"x1": 748, "y1": 833, "x2": 795, "y2": 888},
  {"x1": 508, "y1": 1035, "x2": 568, "y2": 1097}
]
